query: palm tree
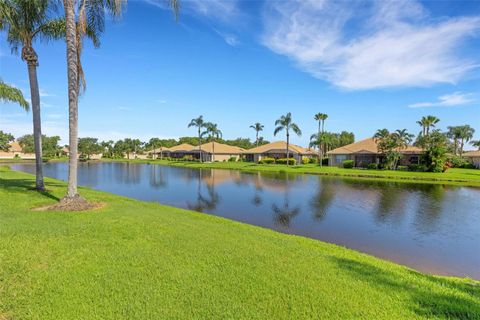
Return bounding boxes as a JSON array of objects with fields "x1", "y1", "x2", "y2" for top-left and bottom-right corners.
[
  {"x1": 394, "y1": 129, "x2": 414, "y2": 150},
  {"x1": 188, "y1": 115, "x2": 205, "y2": 162},
  {"x1": 201, "y1": 122, "x2": 222, "y2": 162},
  {"x1": 457, "y1": 125, "x2": 475, "y2": 156},
  {"x1": 1, "y1": 0, "x2": 64, "y2": 191},
  {"x1": 314, "y1": 113, "x2": 328, "y2": 166},
  {"x1": 0, "y1": 80, "x2": 29, "y2": 111},
  {"x1": 61, "y1": 0, "x2": 179, "y2": 202},
  {"x1": 274, "y1": 112, "x2": 302, "y2": 166},
  {"x1": 417, "y1": 115, "x2": 440, "y2": 137},
  {"x1": 471, "y1": 140, "x2": 480, "y2": 151},
  {"x1": 447, "y1": 126, "x2": 462, "y2": 155},
  {"x1": 250, "y1": 122, "x2": 264, "y2": 147}
]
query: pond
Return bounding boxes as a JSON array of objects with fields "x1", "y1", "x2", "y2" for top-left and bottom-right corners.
[{"x1": 11, "y1": 162, "x2": 480, "y2": 279}]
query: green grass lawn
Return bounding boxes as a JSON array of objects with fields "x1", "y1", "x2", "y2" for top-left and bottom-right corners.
[
  {"x1": 103, "y1": 158, "x2": 480, "y2": 187},
  {"x1": 0, "y1": 166, "x2": 479, "y2": 319}
]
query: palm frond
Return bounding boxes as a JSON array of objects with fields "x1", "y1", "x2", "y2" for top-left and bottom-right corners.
[
  {"x1": 290, "y1": 123, "x2": 302, "y2": 136},
  {"x1": 273, "y1": 126, "x2": 284, "y2": 136},
  {"x1": 0, "y1": 80, "x2": 29, "y2": 111}
]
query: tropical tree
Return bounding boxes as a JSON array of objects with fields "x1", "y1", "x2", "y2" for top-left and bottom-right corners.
[
  {"x1": 188, "y1": 115, "x2": 205, "y2": 162},
  {"x1": 274, "y1": 112, "x2": 302, "y2": 165},
  {"x1": 18, "y1": 134, "x2": 61, "y2": 158},
  {"x1": 0, "y1": 131, "x2": 14, "y2": 151},
  {"x1": 457, "y1": 125, "x2": 475, "y2": 156},
  {"x1": 201, "y1": 122, "x2": 222, "y2": 162},
  {"x1": 0, "y1": 80, "x2": 29, "y2": 111},
  {"x1": 78, "y1": 137, "x2": 101, "y2": 160},
  {"x1": 447, "y1": 126, "x2": 462, "y2": 155},
  {"x1": 417, "y1": 115, "x2": 440, "y2": 137},
  {"x1": 1, "y1": 0, "x2": 64, "y2": 191},
  {"x1": 471, "y1": 140, "x2": 480, "y2": 151},
  {"x1": 100, "y1": 140, "x2": 114, "y2": 158},
  {"x1": 250, "y1": 122, "x2": 264, "y2": 147},
  {"x1": 394, "y1": 129, "x2": 414, "y2": 149},
  {"x1": 314, "y1": 113, "x2": 328, "y2": 166}
]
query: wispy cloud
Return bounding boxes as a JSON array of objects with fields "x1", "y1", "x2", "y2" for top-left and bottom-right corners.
[
  {"x1": 213, "y1": 29, "x2": 240, "y2": 46},
  {"x1": 156, "y1": 99, "x2": 167, "y2": 104},
  {"x1": 39, "y1": 88, "x2": 56, "y2": 97},
  {"x1": 408, "y1": 92, "x2": 475, "y2": 108},
  {"x1": 144, "y1": 0, "x2": 239, "y2": 21},
  {"x1": 262, "y1": 0, "x2": 480, "y2": 90}
]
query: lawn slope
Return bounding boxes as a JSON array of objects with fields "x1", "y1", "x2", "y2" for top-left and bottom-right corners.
[{"x1": 0, "y1": 166, "x2": 479, "y2": 319}]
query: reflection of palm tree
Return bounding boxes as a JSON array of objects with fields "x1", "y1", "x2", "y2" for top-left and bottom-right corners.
[
  {"x1": 272, "y1": 203, "x2": 300, "y2": 228},
  {"x1": 149, "y1": 165, "x2": 167, "y2": 189},
  {"x1": 187, "y1": 169, "x2": 220, "y2": 212},
  {"x1": 310, "y1": 178, "x2": 336, "y2": 220}
]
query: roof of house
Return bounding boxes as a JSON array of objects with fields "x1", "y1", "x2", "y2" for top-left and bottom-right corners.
[
  {"x1": 168, "y1": 143, "x2": 195, "y2": 152},
  {"x1": 463, "y1": 150, "x2": 480, "y2": 157},
  {"x1": 194, "y1": 141, "x2": 245, "y2": 154},
  {"x1": 327, "y1": 138, "x2": 422, "y2": 155},
  {"x1": 9, "y1": 141, "x2": 23, "y2": 152},
  {"x1": 244, "y1": 141, "x2": 316, "y2": 155}
]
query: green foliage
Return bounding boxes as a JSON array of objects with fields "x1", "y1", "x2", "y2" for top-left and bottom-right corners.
[
  {"x1": 397, "y1": 166, "x2": 409, "y2": 171},
  {"x1": 259, "y1": 157, "x2": 275, "y2": 164},
  {"x1": 227, "y1": 157, "x2": 237, "y2": 162},
  {"x1": 420, "y1": 130, "x2": 448, "y2": 172},
  {"x1": 276, "y1": 158, "x2": 296, "y2": 165},
  {"x1": 0, "y1": 80, "x2": 29, "y2": 111},
  {"x1": 78, "y1": 137, "x2": 102, "y2": 160},
  {"x1": 17, "y1": 134, "x2": 61, "y2": 158},
  {"x1": 375, "y1": 128, "x2": 414, "y2": 170},
  {"x1": 310, "y1": 131, "x2": 355, "y2": 152},
  {"x1": 342, "y1": 160, "x2": 354, "y2": 169},
  {"x1": 302, "y1": 157, "x2": 310, "y2": 165},
  {"x1": 367, "y1": 163, "x2": 378, "y2": 170},
  {"x1": 0, "y1": 130, "x2": 14, "y2": 151}
]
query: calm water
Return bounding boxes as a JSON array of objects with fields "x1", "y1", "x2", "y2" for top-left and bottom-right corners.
[{"x1": 11, "y1": 162, "x2": 480, "y2": 279}]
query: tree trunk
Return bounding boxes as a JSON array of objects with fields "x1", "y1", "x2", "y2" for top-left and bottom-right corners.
[
  {"x1": 318, "y1": 121, "x2": 321, "y2": 167},
  {"x1": 460, "y1": 139, "x2": 464, "y2": 157},
  {"x1": 256, "y1": 132, "x2": 259, "y2": 147},
  {"x1": 198, "y1": 128, "x2": 202, "y2": 163},
  {"x1": 64, "y1": 0, "x2": 79, "y2": 198},
  {"x1": 286, "y1": 132, "x2": 290, "y2": 166},
  {"x1": 212, "y1": 141, "x2": 215, "y2": 162},
  {"x1": 26, "y1": 59, "x2": 45, "y2": 191}
]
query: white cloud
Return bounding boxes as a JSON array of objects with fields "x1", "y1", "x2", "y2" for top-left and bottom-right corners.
[
  {"x1": 408, "y1": 92, "x2": 475, "y2": 108},
  {"x1": 262, "y1": 0, "x2": 480, "y2": 90},
  {"x1": 156, "y1": 99, "x2": 167, "y2": 104},
  {"x1": 144, "y1": 0, "x2": 239, "y2": 21},
  {"x1": 213, "y1": 29, "x2": 240, "y2": 46},
  {"x1": 39, "y1": 88, "x2": 56, "y2": 97}
]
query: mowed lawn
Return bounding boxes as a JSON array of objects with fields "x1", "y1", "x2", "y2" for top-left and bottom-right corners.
[{"x1": 0, "y1": 167, "x2": 479, "y2": 319}]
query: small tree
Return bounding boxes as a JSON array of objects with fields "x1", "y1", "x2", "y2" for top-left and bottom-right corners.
[
  {"x1": 274, "y1": 112, "x2": 302, "y2": 166},
  {"x1": 250, "y1": 123, "x2": 264, "y2": 147},
  {"x1": 0, "y1": 131, "x2": 14, "y2": 151},
  {"x1": 78, "y1": 137, "x2": 102, "y2": 160},
  {"x1": 421, "y1": 130, "x2": 448, "y2": 172}
]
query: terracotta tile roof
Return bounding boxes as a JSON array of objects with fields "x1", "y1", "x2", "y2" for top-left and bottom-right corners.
[
  {"x1": 464, "y1": 150, "x2": 480, "y2": 157},
  {"x1": 168, "y1": 143, "x2": 195, "y2": 152},
  {"x1": 244, "y1": 141, "x2": 315, "y2": 155},
  {"x1": 327, "y1": 137, "x2": 422, "y2": 155},
  {"x1": 195, "y1": 141, "x2": 244, "y2": 154}
]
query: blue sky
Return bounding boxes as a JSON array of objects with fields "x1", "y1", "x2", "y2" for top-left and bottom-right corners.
[{"x1": 1, "y1": 0, "x2": 480, "y2": 147}]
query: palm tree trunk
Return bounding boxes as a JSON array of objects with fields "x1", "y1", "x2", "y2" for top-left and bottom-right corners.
[
  {"x1": 212, "y1": 140, "x2": 215, "y2": 162},
  {"x1": 198, "y1": 128, "x2": 202, "y2": 163},
  {"x1": 318, "y1": 121, "x2": 321, "y2": 167},
  {"x1": 26, "y1": 61, "x2": 45, "y2": 191},
  {"x1": 286, "y1": 132, "x2": 290, "y2": 166},
  {"x1": 256, "y1": 131, "x2": 259, "y2": 147},
  {"x1": 64, "y1": 0, "x2": 79, "y2": 198}
]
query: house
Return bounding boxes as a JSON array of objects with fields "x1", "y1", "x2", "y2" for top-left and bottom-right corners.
[
  {"x1": 243, "y1": 141, "x2": 317, "y2": 163},
  {"x1": 190, "y1": 141, "x2": 244, "y2": 162},
  {"x1": 327, "y1": 137, "x2": 422, "y2": 167},
  {"x1": 0, "y1": 141, "x2": 35, "y2": 159},
  {"x1": 464, "y1": 150, "x2": 480, "y2": 169}
]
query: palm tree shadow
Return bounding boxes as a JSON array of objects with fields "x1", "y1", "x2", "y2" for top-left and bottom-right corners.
[
  {"x1": 0, "y1": 177, "x2": 61, "y2": 201},
  {"x1": 330, "y1": 257, "x2": 480, "y2": 319}
]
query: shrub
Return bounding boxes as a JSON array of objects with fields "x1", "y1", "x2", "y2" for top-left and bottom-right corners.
[
  {"x1": 342, "y1": 160, "x2": 354, "y2": 169},
  {"x1": 13, "y1": 154, "x2": 20, "y2": 159},
  {"x1": 408, "y1": 164, "x2": 427, "y2": 172},
  {"x1": 228, "y1": 157, "x2": 237, "y2": 162},
  {"x1": 302, "y1": 157, "x2": 310, "y2": 165},
  {"x1": 321, "y1": 157, "x2": 329, "y2": 165},
  {"x1": 310, "y1": 157, "x2": 318, "y2": 164},
  {"x1": 276, "y1": 158, "x2": 296, "y2": 165},
  {"x1": 397, "y1": 165, "x2": 409, "y2": 171},
  {"x1": 259, "y1": 157, "x2": 275, "y2": 164},
  {"x1": 359, "y1": 161, "x2": 369, "y2": 169},
  {"x1": 367, "y1": 163, "x2": 378, "y2": 170},
  {"x1": 447, "y1": 155, "x2": 471, "y2": 168}
]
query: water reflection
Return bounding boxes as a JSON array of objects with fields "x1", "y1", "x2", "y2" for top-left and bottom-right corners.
[{"x1": 10, "y1": 162, "x2": 480, "y2": 279}]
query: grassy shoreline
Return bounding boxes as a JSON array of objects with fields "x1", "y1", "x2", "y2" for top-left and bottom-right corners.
[
  {"x1": 100, "y1": 158, "x2": 480, "y2": 187},
  {"x1": 0, "y1": 166, "x2": 479, "y2": 319}
]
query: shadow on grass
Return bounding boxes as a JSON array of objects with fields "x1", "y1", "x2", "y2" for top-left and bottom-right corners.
[
  {"x1": 0, "y1": 177, "x2": 61, "y2": 201},
  {"x1": 331, "y1": 257, "x2": 480, "y2": 319}
]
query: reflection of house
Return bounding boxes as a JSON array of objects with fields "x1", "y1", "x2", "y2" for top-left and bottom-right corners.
[
  {"x1": 464, "y1": 150, "x2": 480, "y2": 168},
  {"x1": 191, "y1": 142, "x2": 244, "y2": 162},
  {"x1": 327, "y1": 138, "x2": 422, "y2": 167},
  {"x1": 0, "y1": 141, "x2": 35, "y2": 159},
  {"x1": 243, "y1": 141, "x2": 317, "y2": 163}
]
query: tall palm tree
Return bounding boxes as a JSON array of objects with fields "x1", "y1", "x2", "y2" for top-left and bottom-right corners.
[
  {"x1": 274, "y1": 112, "x2": 302, "y2": 166},
  {"x1": 250, "y1": 122, "x2": 264, "y2": 147},
  {"x1": 188, "y1": 115, "x2": 205, "y2": 162},
  {"x1": 447, "y1": 126, "x2": 462, "y2": 155},
  {"x1": 201, "y1": 122, "x2": 222, "y2": 162},
  {"x1": 471, "y1": 140, "x2": 480, "y2": 151},
  {"x1": 394, "y1": 129, "x2": 414, "y2": 150},
  {"x1": 457, "y1": 125, "x2": 475, "y2": 156},
  {"x1": 0, "y1": 80, "x2": 29, "y2": 111},
  {"x1": 417, "y1": 115, "x2": 440, "y2": 137},
  {"x1": 314, "y1": 113, "x2": 328, "y2": 166},
  {"x1": 61, "y1": 0, "x2": 179, "y2": 202},
  {"x1": 1, "y1": 0, "x2": 64, "y2": 191}
]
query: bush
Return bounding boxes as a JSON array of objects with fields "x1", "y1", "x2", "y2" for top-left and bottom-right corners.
[
  {"x1": 276, "y1": 158, "x2": 296, "y2": 165},
  {"x1": 310, "y1": 157, "x2": 319, "y2": 164},
  {"x1": 342, "y1": 160, "x2": 354, "y2": 169},
  {"x1": 228, "y1": 157, "x2": 237, "y2": 162},
  {"x1": 302, "y1": 157, "x2": 310, "y2": 165},
  {"x1": 358, "y1": 161, "x2": 369, "y2": 169},
  {"x1": 397, "y1": 165, "x2": 409, "y2": 171},
  {"x1": 408, "y1": 164, "x2": 427, "y2": 172},
  {"x1": 13, "y1": 154, "x2": 20, "y2": 159},
  {"x1": 367, "y1": 163, "x2": 377, "y2": 170},
  {"x1": 259, "y1": 157, "x2": 275, "y2": 164},
  {"x1": 321, "y1": 157, "x2": 329, "y2": 165}
]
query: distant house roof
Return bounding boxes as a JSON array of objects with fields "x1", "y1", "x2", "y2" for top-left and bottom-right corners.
[
  {"x1": 464, "y1": 150, "x2": 480, "y2": 157},
  {"x1": 194, "y1": 141, "x2": 244, "y2": 154},
  {"x1": 244, "y1": 141, "x2": 316, "y2": 155},
  {"x1": 168, "y1": 143, "x2": 195, "y2": 152},
  {"x1": 9, "y1": 141, "x2": 23, "y2": 152},
  {"x1": 327, "y1": 138, "x2": 422, "y2": 155}
]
